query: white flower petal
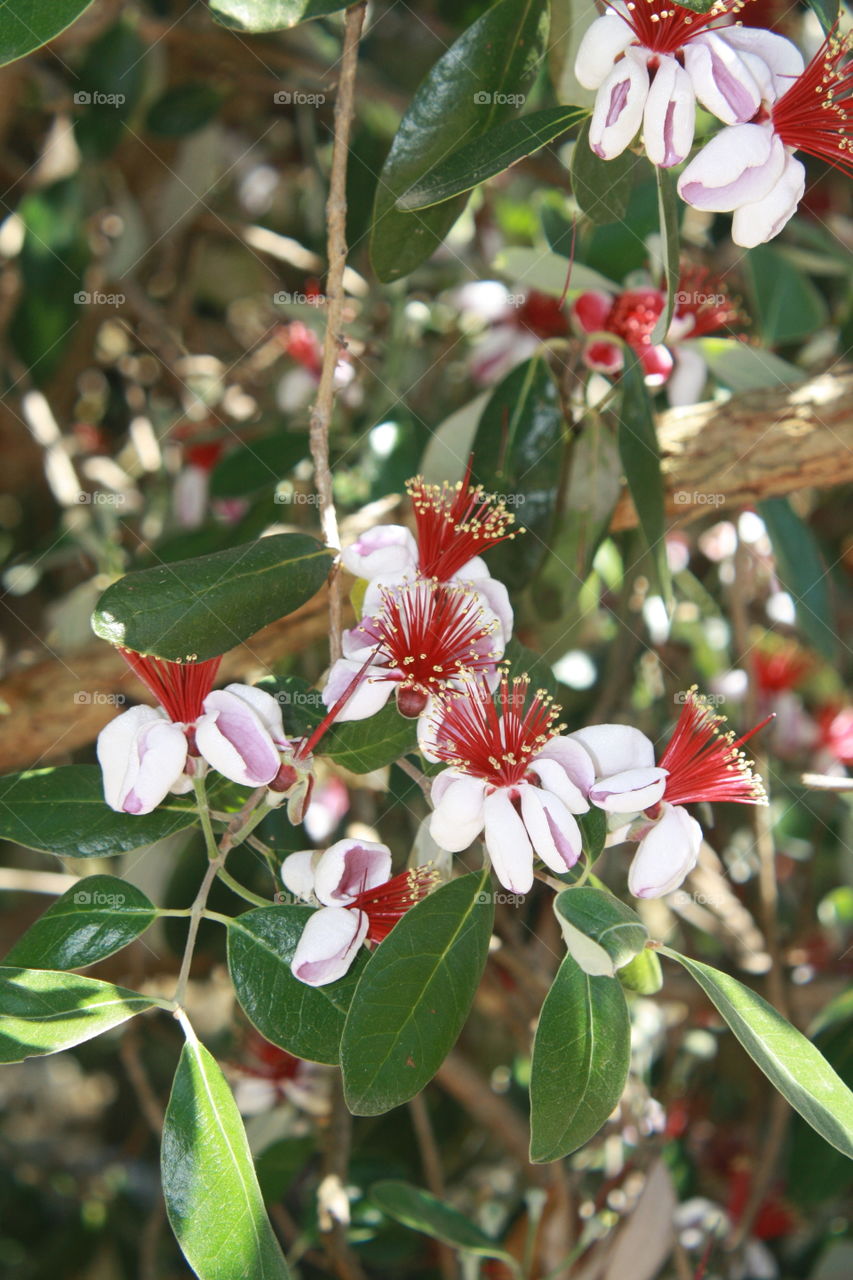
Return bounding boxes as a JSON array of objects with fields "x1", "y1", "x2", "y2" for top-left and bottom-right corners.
[
  {"x1": 520, "y1": 788, "x2": 582, "y2": 873},
  {"x1": 483, "y1": 789, "x2": 534, "y2": 894},
  {"x1": 589, "y1": 51, "x2": 649, "y2": 160},
  {"x1": 321, "y1": 659, "x2": 393, "y2": 721},
  {"x1": 731, "y1": 154, "x2": 805, "y2": 248},
  {"x1": 666, "y1": 345, "x2": 708, "y2": 408},
  {"x1": 627, "y1": 803, "x2": 702, "y2": 898},
  {"x1": 341, "y1": 525, "x2": 418, "y2": 580},
  {"x1": 685, "y1": 33, "x2": 762, "y2": 125},
  {"x1": 281, "y1": 849, "x2": 321, "y2": 902},
  {"x1": 313, "y1": 838, "x2": 392, "y2": 907},
  {"x1": 290, "y1": 906, "x2": 368, "y2": 986},
  {"x1": 569, "y1": 724, "x2": 656, "y2": 776},
  {"x1": 589, "y1": 766, "x2": 667, "y2": 813},
  {"x1": 97, "y1": 705, "x2": 188, "y2": 814},
  {"x1": 218, "y1": 682, "x2": 287, "y2": 743},
  {"x1": 678, "y1": 125, "x2": 785, "y2": 213},
  {"x1": 718, "y1": 28, "x2": 804, "y2": 99},
  {"x1": 529, "y1": 756, "x2": 589, "y2": 814},
  {"x1": 429, "y1": 774, "x2": 487, "y2": 852},
  {"x1": 643, "y1": 55, "x2": 695, "y2": 167},
  {"x1": 534, "y1": 736, "x2": 595, "y2": 796},
  {"x1": 197, "y1": 689, "x2": 281, "y2": 786},
  {"x1": 574, "y1": 13, "x2": 635, "y2": 91}
]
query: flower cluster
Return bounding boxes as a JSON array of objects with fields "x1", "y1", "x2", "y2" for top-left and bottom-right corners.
[{"x1": 576, "y1": 2, "x2": 851, "y2": 245}]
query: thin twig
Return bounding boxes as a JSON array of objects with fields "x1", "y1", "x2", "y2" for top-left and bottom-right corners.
[
  {"x1": 396, "y1": 754, "x2": 433, "y2": 803},
  {"x1": 320, "y1": 1072, "x2": 368, "y2": 1280},
  {"x1": 408, "y1": 1093, "x2": 458, "y2": 1280},
  {"x1": 309, "y1": 1, "x2": 367, "y2": 664},
  {"x1": 120, "y1": 1027, "x2": 164, "y2": 1136}
]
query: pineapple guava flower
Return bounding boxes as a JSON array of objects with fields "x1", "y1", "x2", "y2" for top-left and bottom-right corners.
[
  {"x1": 428, "y1": 676, "x2": 595, "y2": 894},
  {"x1": 282, "y1": 838, "x2": 438, "y2": 986}
]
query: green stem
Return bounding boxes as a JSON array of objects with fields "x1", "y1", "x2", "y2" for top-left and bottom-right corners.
[
  {"x1": 192, "y1": 774, "x2": 220, "y2": 862},
  {"x1": 217, "y1": 867, "x2": 272, "y2": 909}
]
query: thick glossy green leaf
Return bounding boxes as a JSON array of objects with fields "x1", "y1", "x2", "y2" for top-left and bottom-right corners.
[
  {"x1": 746, "y1": 244, "x2": 828, "y2": 346},
  {"x1": 571, "y1": 119, "x2": 639, "y2": 225},
  {"x1": 617, "y1": 358, "x2": 671, "y2": 607},
  {"x1": 5, "y1": 875, "x2": 157, "y2": 969},
  {"x1": 74, "y1": 20, "x2": 146, "y2": 157},
  {"x1": 0, "y1": 766, "x2": 200, "y2": 857},
  {"x1": 529, "y1": 953, "x2": 630, "y2": 1161},
  {"x1": 578, "y1": 807, "x2": 608, "y2": 861},
  {"x1": 145, "y1": 84, "x2": 223, "y2": 137},
  {"x1": 557, "y1": 412, "x2": 622, "y2": 582},
  {"x1": 494, "y1": 246, "x2": 617, "y2": 296},
  {"x1": 162, "y1": 1035, "x2": 290, "y2": 1280},
  {"x1": 370, "y1": 0, "x2": 549, "y2": 282},
  {"x1": 617, "y1": 947, "x2": 663, "y2": 994},
  {"x1": 372, "y1": 1181, "x2": 520, "y2": 1272},
  {"x1": 662, "y1": 949, "x2": 853, "y2": 1159},
  {"x1": 341, "y1": 869, "x2": 494, "y2": 1115},
  {"x1": 650, "y1": 166, "x2": 680, "y2": 343},
  {"x1": 0, "y1": 0, "x2": 94, "y2": 67},
  {"x1": 209, "y1": 431, "x2": 309, "y2": 499},
  {"x1": 227, "y1": 906, "x2": 367, "y2": 1064},
  {"x1": 92, "y1": 533, "x2": 333, "y2": 662},
  {"x1": 210, "y1": 0, "x2": 347, "y2": 29},
  {"x1": 554, "y1": 887, "x2": 647, "y2": 976},
  {"x1": 788, "y1": 991, "x2": 853, "y2": 1205},
  {"x1": 697, "y1": 339, "x2": 804, "y2": 393},
  {"x1": 758, "y1": 497, "x2": 835, "y2": 660},
  {"x1": 471, "y1": 355, "x2": 565, "y2": 588},
  {"x1": 0, "y1": 967, "x2": 152, "y2": 1062},
  {"x1": 397, "y1": 107, "x2": 586, "y2": 211}
]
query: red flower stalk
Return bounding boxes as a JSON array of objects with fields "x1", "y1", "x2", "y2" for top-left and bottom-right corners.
[
  {"x1": 119, "y1": 649, "x2": 221, "y2": 724},
  {"x1": 406, "y1": 460, "x2": 519, "y2": 581},
  {"x1": 771, "y1": 32, "x2": 853, "y2": 176},
  {"x1": 350, "y1": 865, "x2": 440, "y2": 942},
  {"x1": 432, "y1": 674, "x2": 564, "y2": 787},
  {"x1": 612, "y1": 0, "x2": 742, "y2": 58},
  {"x1": 658, "y1": 687, "x2": 770, "y2": 807}
]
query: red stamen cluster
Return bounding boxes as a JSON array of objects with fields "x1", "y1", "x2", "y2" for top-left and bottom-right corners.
[
  {"x1": 432, "y1": 675, "x2": 565, "y2": 788},
  {"x1": 363, "y1": 582, "x2": 502, "y2": 718},
  {"x1": 674, "y1": 264, "x2": 744, "y2": 337},
  {"x1": 406, "y1": 462, "x2": 518, "y2": 581},
  {"x1": 120, "y1": 649, "x2": 221, "y2": 724},
  {"x1": 351, "y1": 865, "x2": 440, "y2": 942},
  {"x1": 514, "y1": 290, "x2": 570, "y2": 339},
  {"x1": 772, "y1": 32, "x2": 853, "y2": 175},
  {"x1": 659, "y1": 687, "x2": 769, "y2": 807},
  {"x1": 617, "y1": 0, "x2": 741, "y2": 57},
  {"x1": 754, "y1": 645, "x2": 813, "y2": 695},
  {"x1": 604, "y1": 288, "x2": 666, "y2": 350}
]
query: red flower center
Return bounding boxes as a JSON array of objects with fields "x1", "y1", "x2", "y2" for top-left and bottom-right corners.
[
  {"x1": 407, "y1": 461, "x2": 518, "y2": 581},
  {"x1": 658, "y1": 688, "x2": 770, "y2": 807},
  {"x1": 349, "y1": 866, "x2": 439, "y2": 942},
  {"x1": 120, "y1": 649, "x2": 221, "y2": 724},
  {"x1": 674, "y1": 264, "x2": 743, "y2": 337},
  {"x1": 771, "y1": 32, "x2": 853, "y2": 175},
  {"x1": 617, "y1": 0, "x2": 740, "y2": 58},
  {"x1": 605, "y1": 289, "x2": 665, "y2": 349}
]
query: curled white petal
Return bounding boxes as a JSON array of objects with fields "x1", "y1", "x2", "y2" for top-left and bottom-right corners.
[
  {"x1": 429, "y1": 773, "x2": 487, "y2": 852},
  {"x1": 666, "y1": 345, "x2": 709, "y2": 408},
  {"x1": 569, "y1": 723, "x2": 656, "y2": 776},
  {"x1": 520, "y1": 787, "x2": 582, "y2": 874},
  {"x1": 281, "y1": 849, "x2": 322, "y2": 903},
  {"x1": 313, "y1": 837, "x2": 392, "y2": 907},
  {"x1": 574, "y1": 14, "x2": 634, "y2": 91},
  {"x1": 718, "y1": 28, "x2": 804, "y2": 99},
  {"x1": 685, "y1": 33, "x2": 762, "y2": 125},
  {"x1": 678, "y1": 125, "x2": 785, "y2": 213},
  {"x1": 535, "y1": 736, "x2": 595, "y2": 796},
  {"x1": 642, "y1": 56, "x2": 695, "y2": 168},
  {"x1": 529, "y1": 756, "x2": 589, "y2": 814},
  {"x1": 341, "y1": 525, "x2": 418, "y2": 580},
  {"x1": 322, "y1": 658, "x2": 393, "y2": 721},
  {"x1": 290, "y1": 906, "x2": 368, "y2": 986},
  {"x1": 731, "y1": 154, "x2": 805, "y2": 248},
  {"x1": 589, "y1": 765, "x2": 667, "y2": 813},
  {"x1": 589, "y1": 51, "x2": 649, "y2": 160},
  {"x1": 97, "y1": 705, "x2": 188, "y2": 815},
  {"x1": 219, "y1": 682, "x2": 288, "y2": 744},
  {"x1": 196, "y1": 688, "x2": 281, "y2": 786},
  {"x1": 483, "y1": 788, "x2": 534, "y2": 894},
  {"x1": 627, "y1": 803, "x2": 702, "y2": 898}
]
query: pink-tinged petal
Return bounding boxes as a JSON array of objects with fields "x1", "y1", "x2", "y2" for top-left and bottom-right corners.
[
  {"x1": 97, "y1": 705, "x2": 188, "y2": 814},
  {"x1": 572, "y1": 291, "x2": 614, "y2": 335},
  {"x1": 574, "y1": 13, "x2": 635, "y2": 91},
  {"x1": 643, "y1": 55, "x2": 695, "y2": 167},
  {"x1": 718, "y1": 28, "x2": 804, "y2": 99},
  {"x1": 219, "y1": 682, "x2": 287, "y2": 745},
  {"x1": 685, "y1": 33, "x2": 762, "y2": 125},
  {"x1": 340, "y1": 525, "x2": 418, "y2": 580},
  {"x1": 589, "y1": 765, "x2": 667, "y2": 814},
  {"x1": 313, "y1": 837, "x2": 392, "y2": 906},
  {"x1": 666, "y1": 345, "x2": 709, "y2": 408},
  {"x1": 321, "y1": 658, "x2": 393, "y2": 721},
  {"x1": 173, "y1": 465, "x2": 209, "y2": 530},
  {"x1": 627, "y1": 803, "x2": 702, "y2": 898},
  {"x1": 483, "y1": 789, "x2": 534, "y2": 894},
  {"x1": 281, "y1": 850, "x2": 321, "y2": 902},
  {"x1": 429, "y1": 774, "x2": 487, "y2": 852},
  {"x1": 589, "y1": 52, "x2": 649, "y2": 160},
  {"x1": 569, "y1": 724, "x2": 656, "y2": 776},
  {"x1": 464, "y1": 574, "x2": 513, "y2": 645},
  {"x1": 196, "y1": 689, "x2": 281, "y2": 786},
  {"x1": 341, "y1": 621, "x2": 380, "y2": 661},
  {"x1": 678, "y1": 125, "x2": 785, "y2": 213},
  {"x1": 290, "y1": 906, "x2": 368, "y2": 986},
  {"x1": 520, "y1": 787, "x2": 582, "y2": 873},
  {"x1": 535, "y1": 736, "x2": 596, "y2": 795},
  {"x1": 529, "y1": 756, "x2": 590, "y2": 814},
  {"x1": 584, "y1": 340, "x2": 624, "y2": 376},
  {"x1": 731, "y1": 155, "x2": 805, "y2": 248},
  {"x1": 641, "y1": 343, "x2": 674, "y2": 386},
  {"x1": 362, "y1": 569, "x2": 413, "y2": 619}
]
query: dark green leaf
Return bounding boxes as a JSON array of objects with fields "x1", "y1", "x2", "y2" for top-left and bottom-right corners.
[
  {"x1": 5, "y1": 875, "x2": 157, "y2": 969},
  {"x1": 617, "y1": 358, "x2": 671, "y2": 606},
  {"x1": 617, "y1": 947, "x2": 663, "y2": 994},
  {"x1": 758, "y1": 497, "x2": 835, "y2": 660},
  {"x1": 806, "y1": 0, "x2": 839, "y2": 33},
  {"x1": 370, "y1": 0, "x2": 549, "y2": 282},
  {"x1": 0, "y1": 0, "x2": 94, "y2": 67},
  {"x1": 662, "y1": 948, "x2": 853, "y2": 1159},
  {"x1": 228, "y1": 906, "x2": 368, "y2": 1064},
  {"x1": 556, "y1": 411, "x2": 622, "y2": 582},
  {"x1": 530, "y1": 953, "x2": 630, "y2": 1161},
  {"x1": 162, "y1": 1035, "x2": 290, "y2": 1280},
  {"x1": 472, "y1": 355, "x2": 565, "y2": 588},
  {"x1": 397, "y1": 107, "x2": 587, "y2": 211},
  {"x1": 571, "y1": 119, "x2": 641, "y2": 225},
  {"x1": 746, "y1": 244, "x2": 828, "y2": 346},
  {"x1": 256, "y1": 1138, "x2": 316, "y2": 1204},
  {"x1": 146, "y1": 83, "x2": 223, "y2": 137},
  {"x1": 209, "y1": 431, "x2": 309, "y2": 499},
  {"x1": 74, "y1": 20, "x2": 146, "y2": 157},
  {"x1": 788, "y1": 991, "x2": 853, "y2": 1205},
  {"x1": 92, "y1": 533, "x2": 333, "y2": 662},
  {"x1": 341, "y1": 869, "x2": 494, "y2": 1115},
  {"x1": 578, "y1": 807, "x2": 607, "y2": 861},
  {"x1": 0, "y1": 967, "x2": 152, "y2": 1062},
  {"x1": 554, "y1": 886, "x2": 647, "y2": 976},
  {"x1": 211, "y1": 0, "x2": 346, "y2": 29},
  {"x1": 650, "y1": 166, "x2": 680, "y2": 343},
  {"x1": 502, "y1": 638, "x2": 558, "y2": 701},
  {"x1": 371, "y1": 1181, "x2": 520, "y2": 1272},
  {"x1": 0, "y1": 766, "x2": 200, "y2": 857}
]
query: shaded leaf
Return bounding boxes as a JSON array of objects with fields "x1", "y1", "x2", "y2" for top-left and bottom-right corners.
[
  {"x1": 697, "y1": 338, "x2": 804, "y2": 393},
  {"x1": 209, "y1": 431, "x2": 309, "y2": 499},
  {"x1": 146, "y1": 84, "x2": 223, "y2": 137},
  {"x1": 650, "y1": 166, "x2": 679, "y2": 343},
  {"x1": 0, "y1": 967, "x2": 152, "y2": 1062},
  {"x1": 372, "y1": 1181, "x2": 520, "y2": 1272},
  {"x1": 746, "y1": 244, "x2": 828, "y2": 346},
  {"x1": 572, "y1": 119, "x2": 641, "y2": 225},
  {"x1": 210, "y1": 0, "x2": 347, "y2": 29},
  {"x1": 758, "y1": 497, "x2": 835, "y2": 660},
  {"x1": 494, "y1": 246, "x2": 617, "y2": 296},
  {"x1": 617, "y1": 358, "x2": 671, "y2": 606},
  {"x1": 617, "y1": 947, "x2": 663, "y2": 994}
]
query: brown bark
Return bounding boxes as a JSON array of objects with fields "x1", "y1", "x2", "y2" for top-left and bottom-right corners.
[{"x1": 610, "y1": 364, "x2": 853, "y2": 530}]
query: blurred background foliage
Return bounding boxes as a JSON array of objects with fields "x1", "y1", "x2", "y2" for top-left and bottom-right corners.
[{"x1": 0, "y1": 1, "x2": 851, "y2": 1278}]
